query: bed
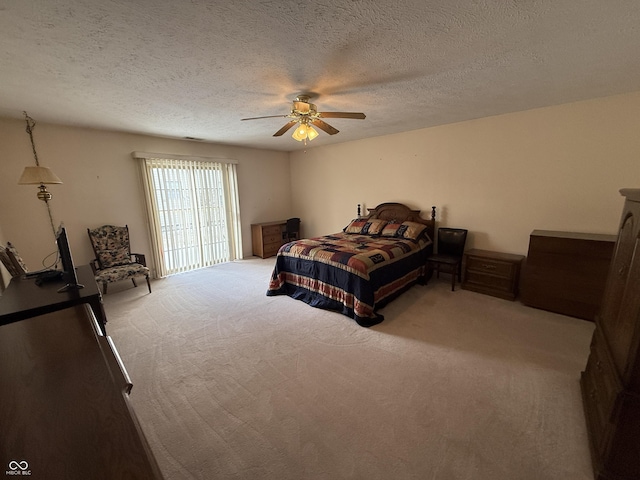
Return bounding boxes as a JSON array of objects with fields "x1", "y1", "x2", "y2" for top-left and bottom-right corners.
[{"x1": 266, "y1": 203, "x2": 436, "y2": 327}]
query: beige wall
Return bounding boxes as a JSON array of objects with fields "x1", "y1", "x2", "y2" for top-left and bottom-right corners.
[
  {"x1": 0, "y1": 118, "x2": 291, "y2": 275},
  {"x1": 290, "y1": 91, "x2": 640, "y2": 255},
  {"x1": 1, "y1": 91, "x2": 638, "y2": 277}
]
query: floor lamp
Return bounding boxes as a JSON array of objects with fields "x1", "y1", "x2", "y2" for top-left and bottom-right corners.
[{"x1": 17, "y1": 112, "x2": 62, "y2": 239}]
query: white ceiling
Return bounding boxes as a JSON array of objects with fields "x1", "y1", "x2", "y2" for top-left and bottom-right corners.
[{"x1": 1, "y1": 0, "x2": 639, "y2": 152}]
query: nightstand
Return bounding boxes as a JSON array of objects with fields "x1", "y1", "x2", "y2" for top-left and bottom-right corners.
[
  {"x1": 251, "y1": 220, "x2": 287, "y2": 258},
  {"x1": 462, "y1": 249, "x2": 525, "y2": 300}
]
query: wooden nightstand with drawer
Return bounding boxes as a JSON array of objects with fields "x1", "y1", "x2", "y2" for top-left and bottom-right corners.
[
  {"x1": 251, "y1": 220, "x2": 287, "y2": 258},
  {"x1": 462, "y1": 249, "x2": 525, "y2": 300}
]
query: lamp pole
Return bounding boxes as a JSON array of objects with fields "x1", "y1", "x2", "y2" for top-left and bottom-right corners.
[{"x1": 21, "y1": 112, "x2": 60, "y2": 239}]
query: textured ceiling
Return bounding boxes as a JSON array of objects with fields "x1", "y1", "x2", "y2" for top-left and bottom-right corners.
[{"x1": 1, "y1": 0, "x2": 639, "y2": 152}]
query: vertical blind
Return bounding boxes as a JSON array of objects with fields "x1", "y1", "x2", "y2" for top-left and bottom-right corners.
[{"x1": 136, "y1": 155, "x2": 242, "y2": 277}]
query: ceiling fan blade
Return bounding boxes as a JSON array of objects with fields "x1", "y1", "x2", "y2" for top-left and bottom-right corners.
[
  {"x1": 241, "y1": 115, "x2": 288, "y2": 121},
  {"x1": 311, "y1": 118, "x2": 339, "y2": 135},
  {"x1": 273, "y1": 120, "x2": 298, "y2": 137},
  {"x1": 317, "y1": 112, "x2": 366, "y2": 119}
]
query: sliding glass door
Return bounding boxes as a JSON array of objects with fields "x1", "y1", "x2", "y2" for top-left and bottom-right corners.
[{"x1": 137, "y1": 155, "x2": 242, "y2": 277}]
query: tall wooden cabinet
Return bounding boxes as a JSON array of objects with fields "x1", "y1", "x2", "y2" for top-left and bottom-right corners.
[{"x1": 581, "y1": 188, "x2": 640, "y2": 480}]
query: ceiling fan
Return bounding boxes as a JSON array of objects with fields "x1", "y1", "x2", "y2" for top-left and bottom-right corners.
[{"x1": 241, "y1": 94, "x2": 366, "y2": 143}]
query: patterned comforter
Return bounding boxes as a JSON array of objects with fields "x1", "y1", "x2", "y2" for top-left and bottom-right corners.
[{"x1": 266, "y1": 232, "x2": 433, "y2": 326}]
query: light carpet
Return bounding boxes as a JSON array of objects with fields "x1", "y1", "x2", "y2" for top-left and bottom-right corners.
[{"x1": 103, "y1": 257, "x2": 595, "y2": 480}]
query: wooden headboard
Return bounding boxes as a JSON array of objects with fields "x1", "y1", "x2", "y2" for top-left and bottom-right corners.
[{"x1": 363, "y1": 202, "x2": 436, "y2": 241}]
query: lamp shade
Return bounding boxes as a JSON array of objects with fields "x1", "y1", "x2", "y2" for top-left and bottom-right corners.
[
  {"x1": 291, "y1": 123, "x2": 319, "y2": 142},
  {"x1": 18, "y1": 166, "x2": 62, "y2": 185},
  {"x1": 292, "y1": 123, "x2": 308, "y2": 141},
  {"x1": 306, "y1": 125, "x2": 319, "y2": 141}
]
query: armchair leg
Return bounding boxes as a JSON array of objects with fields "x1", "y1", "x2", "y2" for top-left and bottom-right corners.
[
  {"x1": 145, "y1": 275, "x2": 151, "y2": 293},
  {"x1": 102, "y1": 283, "x2": 108, "y2": 295},
  {"x1": 131, "y1": 278, "x2": 138, "y2": 288}
]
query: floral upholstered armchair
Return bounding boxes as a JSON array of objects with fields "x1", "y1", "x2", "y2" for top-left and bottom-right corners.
[{"x1": 87, "y1": 225, "x2": 151, "y2": 294}]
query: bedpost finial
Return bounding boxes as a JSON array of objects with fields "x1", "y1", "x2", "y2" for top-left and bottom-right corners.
[
  {"x1": 357, "y1": 204, "x2": 361, "y2": 218},
  {"x1": 431, "y1": 206, "x2": 436, "y2": 220}
]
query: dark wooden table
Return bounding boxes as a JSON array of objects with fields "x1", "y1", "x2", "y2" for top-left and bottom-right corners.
[
  {"x1": 0, "y1": 305, "x2": 164, "y2": 479},
  {"x1": 0, "y1": 264, "x2": 108, "y2": 335}
]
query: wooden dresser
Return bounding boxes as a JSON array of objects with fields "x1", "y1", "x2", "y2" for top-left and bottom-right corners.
[
  {"x1": 581, "y1": 188, "x2": 640, "y2": 480},
  {"x1": 520, "y1": 230, "x2": 616, "y2": 321},
  {"x1": 0, "y1": 305, "x2": 164, "y2": 479},
  {"x1": 252, "y1": 220, "x2": 287, "y2": 258},
  {"x1": 461, "y1": 249, "x2": 525, "y2": 300}
]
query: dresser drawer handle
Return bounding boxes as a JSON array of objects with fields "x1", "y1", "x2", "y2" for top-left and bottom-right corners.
[
  {"x1": 596, "y1": 360, "x2": 603, "y2": 371},
  {"x1": 482, "y1": 264, "x2": 497, "y2": 270},
  {"x1": 590, "y1": 388, "x2": 597, "y2": 400}
]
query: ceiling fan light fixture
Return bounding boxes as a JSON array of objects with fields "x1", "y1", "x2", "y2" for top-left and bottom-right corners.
[
  {"x1": 306, "y1": 125, "x2": 319, "y2": 140},
  {"x1": 293, "y1": 101, "x2": 310, "y2": 114},
  {"x1": 292, "y1": 123, "x2": 308, "y2": 141},
  {"x1": 242, "y1": 94, "x2": 365, "y2": 142},
  {"x1": 291, "y1": 123, "x2": 319, "y2": 142}
]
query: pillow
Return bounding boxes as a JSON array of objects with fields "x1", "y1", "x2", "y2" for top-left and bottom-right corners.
[
  {"x1": 344, "y1": 219, "x2": 368, "y2": 234},
  {"x1": 360, "y1": 219, "x2": 387, "y2": 235},
  {"x1": 397, "y1": 221, "x2": 429, "y2": 241},
  {"x1": 344, "y1": 218, "x2": 389, "y2": 235},
  {"x1": 98, "y1": 247, "x2": 132, "y2": 268},
  {"x1": 381, "y1": 222, "x2": 403, "y2": 237}
]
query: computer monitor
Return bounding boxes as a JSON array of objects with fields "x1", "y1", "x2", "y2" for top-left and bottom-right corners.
[{"x1": 56, "y1": 224, "x2": 84, "y2": 292}]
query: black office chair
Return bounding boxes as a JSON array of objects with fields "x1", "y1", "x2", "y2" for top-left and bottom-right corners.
[
  {"x1": 284, "y1": 217, "x2": 301, "y2": 241},
  {"x1": 427, "y1": 228, "x2": 468, "y2": 291}
]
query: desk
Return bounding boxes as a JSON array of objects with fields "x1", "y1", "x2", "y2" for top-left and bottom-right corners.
[
  {"x1": 0, "y1": 305, "x2": 164, "y2": 479},
  {"x1": 0, "y1": 264, "x2": 107, "y2": 335}
]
